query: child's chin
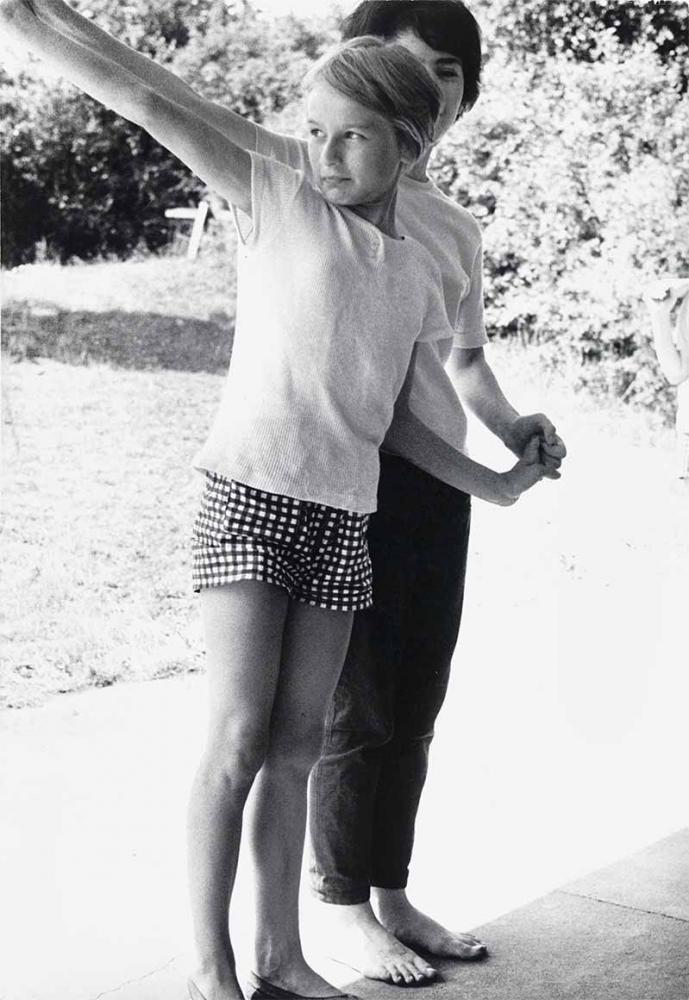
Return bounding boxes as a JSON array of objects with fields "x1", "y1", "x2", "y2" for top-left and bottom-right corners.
[{"x1": 320, "y1": 190, "x2": 353, "y2": 206}]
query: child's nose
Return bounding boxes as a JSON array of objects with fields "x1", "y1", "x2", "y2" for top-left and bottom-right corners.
[{"x1": 322, "y1": 138, "x2": 342, "y2": 165}]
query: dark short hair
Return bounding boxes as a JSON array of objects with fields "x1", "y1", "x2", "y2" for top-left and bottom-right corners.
[{"x1": 341, "y1": 1, "x2": 482, "y2": 112}]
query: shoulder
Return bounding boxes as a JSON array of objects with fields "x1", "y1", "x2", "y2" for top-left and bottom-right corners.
[
  {"x1": 398, "y1": 178, "x2": 482, "y2": 250},
  {"x1": 250, "y1": 150, "x2": 310, "y2": 202},
  {"x1": 429, "y1": 188, "x2": 483, "y2": 248},
  {"x1": 252, "y1": 121, "x2": 310, "y2": 173},
  {"x1": 241, "y1": 152, "x2": 323, "y2": 245}
]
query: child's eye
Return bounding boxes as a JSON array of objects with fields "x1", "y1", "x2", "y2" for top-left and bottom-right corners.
[
  {"x1": 309, "y1": 127, "x2": 324, "y2": 138},
  {"x1": 345, "y1": 131, "x2": 365, "y2": 140}
]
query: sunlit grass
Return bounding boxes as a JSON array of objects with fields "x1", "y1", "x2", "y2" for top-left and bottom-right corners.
[{"x1": 2, "y1": 251, "x2": 686, "y2": 709}]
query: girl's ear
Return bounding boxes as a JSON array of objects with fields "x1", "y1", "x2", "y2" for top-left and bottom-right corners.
[{"x1": 397, "y1": 138, "x2": 418, "y2": 169}]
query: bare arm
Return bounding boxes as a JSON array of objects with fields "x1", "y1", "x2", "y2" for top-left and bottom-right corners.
[
  {"x1": 643, "y1": 281, "x2": 689, "y2": 386},
  {"x1": 24, "y1": 0, "x2": 259, "y2": 149},
  {"x1": 384, "y1": 387, "x2": 545, "y2": 507},
  {"x1": 1, "y1": 0, "x2": 251, "y2": 211},
  {"x1": 448, "y1": 346, "x2": 566, "y2": 475}
]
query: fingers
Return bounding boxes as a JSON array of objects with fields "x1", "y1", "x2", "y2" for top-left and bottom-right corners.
[
  {"x1": 539, "y1": 432, "x2": 566, "y2": 479},
  {"x1": 523, "y1": 435, "x2": 541, "y2": 464},
  {"x1": 542, "y1": 435, "x2": 567, "y2": 459},
  {"x1": 528, "y1": 412, "x2": 557, "y2": 445},
  {"x1": 515, "y1": 413, "x2": 563, "y2": 452}
]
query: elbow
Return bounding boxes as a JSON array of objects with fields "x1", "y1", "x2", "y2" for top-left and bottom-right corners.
[
  {"x1": 131, "y1": 86, "x2": 159, "y2": 130},
  {"x1": 124, "y1": 84, "x2": 166, "y2": 132}
]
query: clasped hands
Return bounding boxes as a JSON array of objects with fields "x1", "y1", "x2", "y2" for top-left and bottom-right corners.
[{"x1": 506, "y1": 414, "x2": 567, "y2": 482}]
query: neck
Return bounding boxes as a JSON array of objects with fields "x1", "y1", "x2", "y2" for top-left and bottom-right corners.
[
  {"x1": 350, "y1": 184, "x2": 400, "y2": 238},
  {"x1": 405, "y1": 147, "x2": 433, "y2": 183}
]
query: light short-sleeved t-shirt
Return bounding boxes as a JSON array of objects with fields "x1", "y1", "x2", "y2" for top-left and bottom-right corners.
[
  {"x1": 253, "y1": 124, "x2": 487, "y2": 455},
  {"x1": 194, "y1": 153, "x2": 453, "y2": 514}
]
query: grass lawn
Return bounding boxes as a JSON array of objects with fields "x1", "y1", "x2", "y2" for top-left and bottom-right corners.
[{"x1": 2, "y1": 254, "x2": 688, "y2": 710}]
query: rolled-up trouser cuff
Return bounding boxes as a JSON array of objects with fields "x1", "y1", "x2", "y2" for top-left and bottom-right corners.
[{"x1": 309, "y1": 869, "x2": 371, "y2": 905}]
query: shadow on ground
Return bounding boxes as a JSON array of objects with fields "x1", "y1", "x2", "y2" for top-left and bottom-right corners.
[{"x1": 3, "y1": 305, "x2": 233, "y2": 373}]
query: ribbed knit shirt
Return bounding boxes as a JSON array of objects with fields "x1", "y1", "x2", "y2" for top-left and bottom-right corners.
[
  {"x1": 251, "y1": 124, "x2": 488, "y2": 458},
  {"x1": 194, "y1": 153, "x2": 453, "y2": 514}
]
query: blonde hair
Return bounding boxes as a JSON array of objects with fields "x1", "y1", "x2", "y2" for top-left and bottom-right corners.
[{"x1": 303, "y1": 37, "x2": 441, "y2": 160}]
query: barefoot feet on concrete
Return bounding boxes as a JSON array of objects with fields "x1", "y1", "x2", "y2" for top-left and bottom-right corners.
[
  {"x1": 320, "y1": 901, "x2": 437, "y2": 985},
  {"x1": 373, "y1": 888, "x2": 487, "y2": 961}
]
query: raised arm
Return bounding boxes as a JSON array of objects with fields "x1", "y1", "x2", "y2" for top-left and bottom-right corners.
[
  {"x1": 1, "y1": 0, "x2": 251, "y2": 212},
  {"x1": 23, "y1": 0, "x2": 258, "y2": 150}
]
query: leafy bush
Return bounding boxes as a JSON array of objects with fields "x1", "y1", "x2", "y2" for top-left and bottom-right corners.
[
  {"x1": 433, "y1": 12, "x2": 689, "y2": 420},
  {"x1": 0, "y1": 0, "x2": 331, "y2": 266},
  {"x1": 3, "y1": 0, "x2": 687, "y2": 421}
]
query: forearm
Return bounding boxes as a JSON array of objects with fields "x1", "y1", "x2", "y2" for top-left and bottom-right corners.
[
  {"x1": 2, "y1": 0, "x2": 146, "y2": 115},
  {"x1": 383, "y1": 405, "x2": 518, "y2": 506},
  {"x1": 1, "y1": 0, "x2": 251, "y2": 208},
  {"x1": 650, "y1": 318, "x2": 687, "y2": 385},
  {"x1": 448, "y1": 347, "x2": 520, "y2": 444},
  {"x1": 19, "y1": 0, "x2": 257, "y2": 147}
]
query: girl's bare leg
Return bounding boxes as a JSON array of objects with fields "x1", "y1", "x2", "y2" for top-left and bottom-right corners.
[
  {"x1": 249, "y1": 601, "x2": 354, "y2": 997},
  {"x1": 188, "y1": 582, "x2": 289, "y2": 1000}
]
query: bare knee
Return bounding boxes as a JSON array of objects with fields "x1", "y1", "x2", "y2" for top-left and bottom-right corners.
[{"x1": 200, "y1": 721, "x2": 269, "y2": 794}]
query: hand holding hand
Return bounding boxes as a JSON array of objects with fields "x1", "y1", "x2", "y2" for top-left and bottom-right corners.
[
  {"x1": 504, "y1": 413, "x2": 566, "y2": 480},
  {"x1": 499, "y1": 435, "x2": 546, "y2": 504}
]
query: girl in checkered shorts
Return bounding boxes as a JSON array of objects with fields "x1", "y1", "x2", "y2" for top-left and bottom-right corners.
[{"x1": 2, "y1": 8, "x2": 548, "y2": 1000}]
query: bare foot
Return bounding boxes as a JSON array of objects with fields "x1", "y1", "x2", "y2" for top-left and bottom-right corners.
[
  {"x1": 319, "y1": 900, "x2": 437, "y2": 986},
  {"x1": 373, "y1": 889, "x2": 487, "y2": 961}
]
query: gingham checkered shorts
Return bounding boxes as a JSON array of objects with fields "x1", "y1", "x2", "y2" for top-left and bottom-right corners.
[{"x1": 192, "y1": 473, "x2": 373, "y2": 612}]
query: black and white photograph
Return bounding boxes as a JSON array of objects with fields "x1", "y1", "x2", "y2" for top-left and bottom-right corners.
[{"x1": 1, "y1": 1, "x2": 688, "y2": 998}]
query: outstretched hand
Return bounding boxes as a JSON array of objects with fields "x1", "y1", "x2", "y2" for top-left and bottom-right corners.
[{"x1": 504, "y1": 413, "x2": 566, "y2": 480}]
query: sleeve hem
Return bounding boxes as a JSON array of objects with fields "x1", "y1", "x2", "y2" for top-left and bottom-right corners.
[{"x1": 453, "y1": 328, "x2": 488, "y2": 349}]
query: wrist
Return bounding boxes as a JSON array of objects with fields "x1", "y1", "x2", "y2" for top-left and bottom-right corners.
[
  {"x1": 493, "y1": 469, "x2": 518, "y2": 506},
  {"x1": 498, "y1": 412, "x2": 523, "y2": 452}
]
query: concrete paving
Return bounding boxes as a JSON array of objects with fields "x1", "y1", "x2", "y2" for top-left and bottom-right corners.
[
  {"x1": 2, "y1": 673, "x2": 689, "y2": 1000},
  {"x1": 89, "y1": 831, "x2": 689, "y2": 1000}
]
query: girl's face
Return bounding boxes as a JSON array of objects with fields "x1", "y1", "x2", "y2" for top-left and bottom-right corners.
[
  {"x1": 390, "y1": 29, "x2": 465, "y2": 141},
  {"x1": 306, "y1": 79, "x2": 410, "y2": 209}
]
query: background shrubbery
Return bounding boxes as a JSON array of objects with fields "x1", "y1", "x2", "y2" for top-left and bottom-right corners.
[
  {"x1": 2, "y1": 0, "x2": 688, "y2": 419},
  {"x1": 0, "y1": 0, "x2": 332, "y2": 265},
  {"x1": 435, "y1": 0, "x2": 689, "y2": 419}
]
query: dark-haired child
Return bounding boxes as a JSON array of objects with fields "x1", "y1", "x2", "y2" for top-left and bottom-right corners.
[{"x1": 0, "y1": 3, "x2": 554, "y2": 998}]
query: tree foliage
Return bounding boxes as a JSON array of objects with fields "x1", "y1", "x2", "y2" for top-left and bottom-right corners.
[
  {"x1": 1, "y1": 0, "x2": 331, "y2": 265},
  {"x1": 433, "y1": 1, "x2": 689, "y2": 418},
  {"x1": 3, "y1": 0, "x2": 688, "y2": 419}
]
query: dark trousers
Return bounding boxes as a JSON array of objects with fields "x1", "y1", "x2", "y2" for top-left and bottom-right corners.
[{"x1": 309, "y1": 452, "x2": 471, "y2": 904}]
